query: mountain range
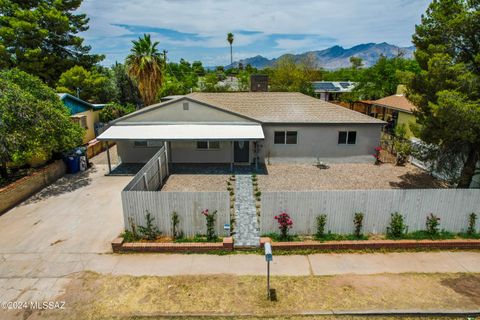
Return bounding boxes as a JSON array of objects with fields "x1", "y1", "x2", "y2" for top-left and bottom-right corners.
[{"x1": 225, "y1": 42, "x2": 415, "y2": 70}]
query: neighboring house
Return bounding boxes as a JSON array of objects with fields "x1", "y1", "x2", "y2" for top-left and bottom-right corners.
[
  {"x1": 363, "y1": 93, "x2": 418, "y2": 138},
  {"x1": 58, "y1": 93, "x2": 105, "y2": 143},
  {"x1": 97, "y1": 92, "x2": 384, "y2": 172},
  {"x1": 313, "y1": 81, "x2": 356, "y2": 101}
]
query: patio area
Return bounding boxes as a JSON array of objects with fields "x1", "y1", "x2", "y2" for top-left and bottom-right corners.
[{"x1": 161, "y1": 162, "x2": 447, "y2": 191}]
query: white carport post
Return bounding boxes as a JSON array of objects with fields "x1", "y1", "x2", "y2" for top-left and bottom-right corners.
[
  {"x1": 164, "y1": 141, "x2": 170, "y2": 176},
  {"x1": 254, "y1": 140, "x2": 259, "y2": 171},
  {"x1": 105, "y1": 141, "x2": 112, "y2": 174},
  {"x1": 230, "y1": 141, "x2": 234, "y2": 172}
]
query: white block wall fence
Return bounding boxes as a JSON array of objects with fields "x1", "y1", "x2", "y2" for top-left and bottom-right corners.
[
  {"x1": 260, "y1": 189, "x2": 480, "y2": 235},
  {"x1": 121, "y1": 191, "x2": 230, "y2": 237}
]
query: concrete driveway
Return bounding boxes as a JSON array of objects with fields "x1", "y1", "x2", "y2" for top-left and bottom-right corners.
[{"x1": 0, "y1": 164, "x2": 131, "y2": 254}]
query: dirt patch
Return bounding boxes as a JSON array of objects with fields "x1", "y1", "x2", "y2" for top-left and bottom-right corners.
[
  {"x1": 441, "y1": 274, "x2": 480, "y2": 304},
  {"x1": 161, "y1": 174, "x2": 230, "y2": 191},
  {"x1": 29, "y1": 272, "x2": 479, "y2": 319},
  {"x1": 259, "y1": 163, "x2": 447, "y2": 191}
]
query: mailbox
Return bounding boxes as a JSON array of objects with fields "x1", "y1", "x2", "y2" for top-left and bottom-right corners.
[{"x1": 264, "y1": 242, "x2": 272, "y2": 262}]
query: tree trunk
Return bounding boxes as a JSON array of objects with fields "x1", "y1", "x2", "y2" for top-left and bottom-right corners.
[{"x1": 457, "y1": 147, "x2": 479, "y2": 188}]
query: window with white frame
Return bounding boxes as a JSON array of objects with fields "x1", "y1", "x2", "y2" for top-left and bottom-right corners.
[
  {"x1": 338, "y1": 131, "x2": 357, "y2": 145},
  {"x1": 274, "y1": 131, "x2": 297, "y2": 144},
  {"x1": 133, "y1": 140, "x2": 163, "y2": 148},
  {"x1": 196, "y1": 141, "x2": 220, "y2": 149}
]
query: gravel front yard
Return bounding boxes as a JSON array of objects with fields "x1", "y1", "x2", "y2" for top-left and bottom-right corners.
[
  {"x1": 259, "y1": 163, "x2": 447, "y2": 191},
  {"x1": 161, "y1": 174, "x2": 230, "y2": 191}
]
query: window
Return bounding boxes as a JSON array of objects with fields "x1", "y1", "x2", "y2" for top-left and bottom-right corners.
[
  {"x1": 133, "y1": 140, "x2": 162, "y2": 148},
  {"x1": 134, "y1": 140, "x2": 148, "y2": 147},
  {"x1": 71, "y1": 115, "x2": 87, "y2": 129},
  {"x1": 274, "y1": 131, "x2": 298, "y2": 144},
  {"x1": 183, "y1": 102, "x2": 189, "y2": 110},
  {"x1": 196, "y1": 141, "x2": 220, "y2": 149},
  {"x1": 338, "y1": 131, "x2": 357, "y2": 145}
]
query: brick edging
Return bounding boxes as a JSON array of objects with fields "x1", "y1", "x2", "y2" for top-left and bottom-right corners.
[
  {"x1": 260, "y1": 237, "x2": 480, "y2": 250},
  {"x1": 112, "y1": 236, "x2": 234, "y2": 253}
]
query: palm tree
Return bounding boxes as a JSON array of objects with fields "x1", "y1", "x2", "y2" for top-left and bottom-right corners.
[
  {"x1": 227, "y1": 32, "x2": 234, "y2": 65},
  {"x1": 126, "y1": 34, "x2": 164, "y2": 106}
]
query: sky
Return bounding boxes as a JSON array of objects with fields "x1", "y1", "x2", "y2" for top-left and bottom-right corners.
[{"x1": 78, "y1": 0, "x2": 431, "y2": 67}]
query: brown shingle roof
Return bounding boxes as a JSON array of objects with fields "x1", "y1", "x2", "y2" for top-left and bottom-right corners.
[
  {"x1": 187, "y1": 92, "x2": 384, "y2": 124},
  {"x1": 373, "y1": 94, "x2": 417, "y2": 113}
]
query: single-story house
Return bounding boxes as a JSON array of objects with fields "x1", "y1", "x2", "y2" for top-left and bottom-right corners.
[
  {"x1": 58, "y1": 93, "x2": 105, "y2": 143},
  {"x1": 97, "y1": 92, "x2": 385, "y2": 171},
  {"x1": 312, "y1": 81, "x2": 356, "y2": 101}
]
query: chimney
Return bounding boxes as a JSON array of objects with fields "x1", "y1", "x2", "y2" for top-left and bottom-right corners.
[{"x1": 250, "y1": 74, "x2": 268, "y2": 92}]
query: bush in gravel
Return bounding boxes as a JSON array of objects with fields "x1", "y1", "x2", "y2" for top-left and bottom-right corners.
[
  {"x1": 138, "y1": 211, "x2": 161, "y2": 240},
  {"x1": 202, "y1": 209, "x2": 217, "y2": 241},
  {"x1": 467, "y1": 212, "x2": 477, "y2": 235},
  {"x1": 386, "y1": 212, "x2": 408, "y2": 239},
  {"x1": 275, "y1": 212, "x2": 293, "y2": 240},
  {"x1": 353, "y1": 212, "x2": 364, "y2": 238},
  {"x1": 426, "y1": 213, "x2": 440, "y2": 236},
  {"x1": 171, "y1": 211, "x2": 182, "y2": 240},
  {"x1": 315, "y1": 214, "x2": 327, "y2": 239}
]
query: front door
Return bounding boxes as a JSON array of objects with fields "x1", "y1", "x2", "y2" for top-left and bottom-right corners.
[{"x1": 234, "y1": 141, "x2": 249, "y2": 163}]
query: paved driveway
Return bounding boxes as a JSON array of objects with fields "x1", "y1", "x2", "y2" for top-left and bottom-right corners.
[{"x1": 0, "y1": 164, "x2": 131, "y2": 254}]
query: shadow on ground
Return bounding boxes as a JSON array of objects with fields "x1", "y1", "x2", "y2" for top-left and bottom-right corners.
[
  {"x1": 389, "y1": 171, "x2": 448, "y2": 189},
  {"x1": 170, "y1": 163, "x2": 268, "y2": 175},
  {"x1": 21, "y1": 167, "x2": 95, "y2": 205}
]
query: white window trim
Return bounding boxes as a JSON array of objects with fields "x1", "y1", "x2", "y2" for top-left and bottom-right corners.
[
  {"x1": 274, "y1": 130, "x2": 298, "y2": 145},
  {"x1": 338, "y1": 131, "x2": 357, "y2": 145}
]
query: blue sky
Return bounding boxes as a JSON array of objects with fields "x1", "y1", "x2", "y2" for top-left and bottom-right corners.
[{"x1": 78, "y1": 0, "x2": 431, "y2": 67}]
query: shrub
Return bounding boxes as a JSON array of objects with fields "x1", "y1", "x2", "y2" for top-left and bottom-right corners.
[
  {"x1": 255, "y1": 191, "x2": 262, "y2": 197},
  {"x1": 138, "y1": 211, "x2": 161, "y2": 240},
  {"x1": 275, "y1": 212, "x2": 293, "y2": 240},
  {"x1": 425, "y1": 213, "x2": 440, "y2": 235},
  {"x1": 353, "y1": 212, "x2": 364, "y2": 238},
  {"x1": 316, "y1": 214, "x2": 327, "y2": 238},
  {"x1": 386, "y1": 212, "x2": 408, "y2": 239},
  {"x1": 202, "y1": 209, "x2": 217, "y2": 241},
  {"x1": 467, "y1": 212, "x2": 477, "y2": 235},
  {"x1": 99, "y1": 102, "x2": 135, "y2": 123},
  {"x1": 373, "y1": 146, "x2": 382, "y2": 165},
  {"x1": 171, "y1": 211, "x2": 181, "y2": 240},
  {"x1": 122, "y1": 230, "x2": 139, "y2": 242}
]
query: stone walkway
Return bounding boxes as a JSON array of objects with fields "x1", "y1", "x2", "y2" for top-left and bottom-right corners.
[{"x1": 233, "y1": 175, "x2": 259, "y2": 247}]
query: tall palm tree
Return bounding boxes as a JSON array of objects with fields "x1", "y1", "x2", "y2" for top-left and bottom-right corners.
[
  {"x1": 227, "y1": 32, "x2": 234, "y2": 65},
  {"x1": 126, "y1": 34, "x2": 163, "y2": 106}
]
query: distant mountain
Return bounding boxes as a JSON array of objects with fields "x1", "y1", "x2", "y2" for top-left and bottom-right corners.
[{"x1": 225, "y1": 42, "x2": 415, "y2": 70}]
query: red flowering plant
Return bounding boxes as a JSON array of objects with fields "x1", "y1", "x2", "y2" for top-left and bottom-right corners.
[
  {"x1": 201, "y1": 209, "x2": 217, "y2": 241},
  {"x1": 274, "y1": 212, "x2": 293, "y2": 240},
  {"x1": 373, "y1": 146, "x2": 382, "y2": 165}
]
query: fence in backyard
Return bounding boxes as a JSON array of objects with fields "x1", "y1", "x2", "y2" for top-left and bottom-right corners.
[
  {"x1": 121, "y1": 146, "x2": 230, "y2": 237},
  {"x1": 260, "y1": 189, "x2": 480, "y2": 235},
  {"x1": 123, "y1": 146, "x2": 169, "y2": 191}
]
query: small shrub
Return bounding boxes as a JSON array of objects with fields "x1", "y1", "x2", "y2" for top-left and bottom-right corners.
[
  {"x1": 252, "y1": 173, "x2": 257, "y2": 178},
  {"x1": 353, "y1": 212, "x2": 364, "y2": 238},
  {"x1": 386, "y1": 212, "x2": 408, "y2": 239},
  {"x1": 171, "y1": 211, "x2": 181, "y2": 240},
  {"x1": 138, "y1": 211, "x2": 161, "y2": 240},
  {"x1": 202, "y1": 209, "x2": 217, "y2": 241},
  {"x1": 227, "y1": 180, "x2": 231, "y2": 186},
  {"x1": 255, "y1": 191, "x2": 262, "y2": 197},
  {"x1": 227, "y1": 186, "x2": 233, "y2": 191},
  {"x1": 316, "y1": 214, "x2": 327, "y2": 238},
  {"x1": 426, "y1": 213, "x2": 440, "y2": 236},
  {"x1": 122, "y1": 230, "x2": 139, "y2": 242},
  {"x1": 467, "y1": 212, "x2": 477, "y2": 235},
  {"x1": 275, "y1": 212, "x2": 293, "y2": 240},
  {"x1": 373, "y1": 146, "x2": 382, "y2": 165},
  {"x1": 229, "y1": 190, "x2": 234, "y2": 196}
]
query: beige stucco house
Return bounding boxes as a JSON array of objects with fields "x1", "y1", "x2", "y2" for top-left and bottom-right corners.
[{"x1": 97, "y1": 92, "x2": 384, "y2": 172}]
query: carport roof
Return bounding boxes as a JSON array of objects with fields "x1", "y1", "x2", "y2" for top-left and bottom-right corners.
[{"x1": 97, "y1": 124, "x2": 264, "y2": 141}]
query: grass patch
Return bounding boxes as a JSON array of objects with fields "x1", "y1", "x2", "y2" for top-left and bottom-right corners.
[
  {"x1": 402, "y1": 230, "x2": 457, "y2": 240},
  {"x1": 174, "y1": 235, "x2": 222, "y2": 243},
  {"x1": 262, "y1": 232, "x2": 301, "y2": 242},
  {"x1": 315, "y1": 232, "x2": 368, "y2": 241}
]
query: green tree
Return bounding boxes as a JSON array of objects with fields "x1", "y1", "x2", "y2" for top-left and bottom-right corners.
[
  {"x1": 269, "y1": 55, "x2": 316, "y2": 95},
  {"x1": 408, "y1": 0, "x2": 480, "y2": 188},
  {"x1": 99, "y1": 103, "x2": 135, "y2": 123},
  {"x1": 0, "y1": 0, "x2": 103, "y2": 86},
  {"x1": 111, "y1": 62, "x2": 142, "y2": 107},
  {"x1": 56, "y1": 66, "x2": 117, "y2": 103},
  {"x1": 350, "y1": 56, "x2": 364, "y2": 69},
  {"x1": 227, "y1": 33, "x2": 234, "y2": 65},
  {"x1": 126, "y1": 34, "x2": 164, "y2": 106},
  {"x1": 0, "y1": 69, "x2": 84, "y2": 178}
]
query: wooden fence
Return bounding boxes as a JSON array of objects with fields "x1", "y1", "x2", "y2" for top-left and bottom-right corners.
[
  {"x1": 121, "y1": 191, "x2": 230, "y2": 237},
  {"x1": 260, "y1": 189, "x2": 480, "y2": 235},
  {"x1": 123, "y1": 146, "x2": 169, "y2": 191}
]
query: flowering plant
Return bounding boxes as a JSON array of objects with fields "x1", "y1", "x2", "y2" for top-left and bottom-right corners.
[
  {"x1": 373, "y1": 146, "x2": 382, "y2": 165},
  {"x1": 275, "y1": 212, "x2": 293, "y2": 239},
  {"x1": 202, "y1": 209, "x2": 217, "y2": 241}
]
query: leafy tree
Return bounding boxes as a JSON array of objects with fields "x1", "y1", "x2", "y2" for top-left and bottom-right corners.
[
  {"x1": 350, "y1": 56, "x2": 364, "y2": 69},
  {"x1": 99, "y1": 103, "x2": 135, "y2": 123},
  {"x1": 56, "y1": 66, "x2": 117, "y2": 103},
  {"x1": 0, "y1": 69, "x2": 84, "y2": 178},
  {"x1": 269, "y1": 55, "x2": 316, "y2": 95},
  {"x1": 111, "y1": 62, "x2": 143, "y2": 107},
  {"x1": 227, "y1": 33, "x2": 234, "y2": 65},
  {"x1": 126, "y1": 34, "x2": 164, "y2": 106},
  {"x1": 407, "y1": 0, "x2": 480, "y2": 188},
  {"x1": 0, "y1": 0, "x2": 103, "y2": 85}
]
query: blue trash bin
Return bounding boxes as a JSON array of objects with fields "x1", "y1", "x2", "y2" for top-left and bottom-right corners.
[{"x1": 65, "y1": 155, "x2": 80, "y2": 173}]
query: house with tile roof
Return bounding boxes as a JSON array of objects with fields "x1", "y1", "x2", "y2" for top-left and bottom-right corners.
[{"x1": 97, "y1": 92, "x2": 384, "y2": 172}]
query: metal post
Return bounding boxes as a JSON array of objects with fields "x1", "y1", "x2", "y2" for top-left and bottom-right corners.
[
  {"x1": 158, "y1": 157, "x2": 163, "y2": 187},
  {"x1": 105, "y1": 141, "x2": 112, "y2": 174},
  {"x1": 230, "y1": 141, "x2": 234, "y2": 172},
  {"x1": 255, "y1": 141, "x2": 259, "y2": 171},
  {"x1": 267, "y1": 260, "x2": 270, "y2": 299},
  {"x1": 164, "y1": 142, "x2": 169, "y2": 176},
  {"x1": 264, "y1": 242, "x2": 272, "y2": 299},
  {"x1": 143, "y1": 173, "x2": 148, "y2": 191}
]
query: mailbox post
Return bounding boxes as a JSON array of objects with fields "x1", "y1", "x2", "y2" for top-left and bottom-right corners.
[{"x1": 264, "y1": 242, "x2": 273, "y2": 299}]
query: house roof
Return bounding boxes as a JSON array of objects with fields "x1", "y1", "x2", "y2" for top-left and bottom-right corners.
[
  {"x1": 186, "y1": 92, "x2": 383, "y2": 124},
  {"x1": 372, "y1": 94, "x2": 417, "y2": 114},
  {"x1": 57, "y1": 93, "x2": 106, "y2": 114}
]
